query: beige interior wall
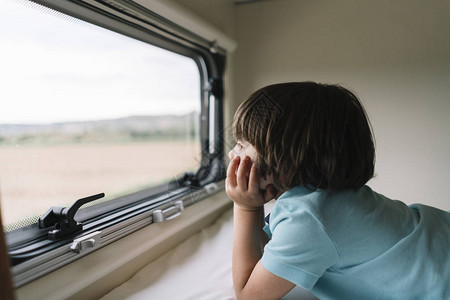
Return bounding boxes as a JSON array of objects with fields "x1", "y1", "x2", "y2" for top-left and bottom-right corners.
[
  {"x1": 172, "y1": 0, "x2": 235, "y2": 37},
  {"x1": 175, "y1": 0, "x2": 450, "y2": 209}
]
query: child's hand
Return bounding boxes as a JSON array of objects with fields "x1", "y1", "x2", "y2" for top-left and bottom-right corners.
[{"x1": 226, "y1": 155, "x2": 276, "y2": 211}]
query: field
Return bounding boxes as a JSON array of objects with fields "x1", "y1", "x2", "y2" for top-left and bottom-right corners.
[{"x1": 0, "y1": 141, "x2": 201, "y2": 228}]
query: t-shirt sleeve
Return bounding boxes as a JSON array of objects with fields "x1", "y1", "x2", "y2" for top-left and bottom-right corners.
[{"x1": 261, "y1": 201, "x2": 339, "y2": 290}]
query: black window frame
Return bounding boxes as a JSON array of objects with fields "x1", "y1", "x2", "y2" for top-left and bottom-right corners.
[{"x1": 5, "y1": 0, "x2": 226, "y2": 287}]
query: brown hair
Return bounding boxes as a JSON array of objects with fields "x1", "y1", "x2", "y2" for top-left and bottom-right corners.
[{"x1": 233, "y1": 82, "x2": 375, "y2": 190}]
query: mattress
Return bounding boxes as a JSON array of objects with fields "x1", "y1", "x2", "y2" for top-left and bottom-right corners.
[{"x1": 101, "y1": 208, "x2": 317, "y2": 300}]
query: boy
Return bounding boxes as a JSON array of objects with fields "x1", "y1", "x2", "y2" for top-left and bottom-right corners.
[{"x1": 226, "y1": 82, "x2": 449, "y2": 299}]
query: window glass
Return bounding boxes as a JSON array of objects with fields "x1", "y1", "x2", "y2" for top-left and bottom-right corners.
[{"x1": 0, "y1": 0, "x2": 201, "y2": 230}]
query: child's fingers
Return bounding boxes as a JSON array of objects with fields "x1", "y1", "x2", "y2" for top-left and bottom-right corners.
[
  {"x1": 228, "y1": 150, "x2": 235, "y2": 160},
  {"x1": 226, "y1": 156, "x2": 240, "y2": 187},
  {"x1": 236, "y1": 156, "x2": 251, "y2": 189},
  {"x1": 248, "y1": 163, "x2": 259, "y2": 193}
]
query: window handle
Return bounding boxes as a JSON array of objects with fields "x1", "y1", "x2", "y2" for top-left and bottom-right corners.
[
  {"x1": 38, "y1": 193, "x2": 105, "y2": 240},
  {"x1": 70, "y1": 231, "x2": 102, "y2": 254},
  {"x1": 152, "y1": 200, "x2": 184, "y2": 223}
]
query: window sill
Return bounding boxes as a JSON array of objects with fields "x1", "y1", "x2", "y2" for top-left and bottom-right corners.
[{"x1": 15, "y1": 190, "x2": 232, "y2": 300}]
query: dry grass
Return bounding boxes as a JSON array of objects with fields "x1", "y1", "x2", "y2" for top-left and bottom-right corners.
[{"x1": 0, "y1": 141, "x2": 201, "y2": 226}]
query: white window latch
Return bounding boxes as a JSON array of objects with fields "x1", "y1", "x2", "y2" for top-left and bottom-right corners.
[
  {"x1": 152, "y1": 200, "x2": 184, "y2": 223},
  {"x1": 70, "y1": 231, "x2": 102, "y2": 254}
]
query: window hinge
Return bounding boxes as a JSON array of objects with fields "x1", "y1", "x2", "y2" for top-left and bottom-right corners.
[
  {"x1": 70, "y1": 231, "x2": 102, "y2": 254},
  {"x1": 152, "y1": 200, "x2": 184, "y2": 223},
  {"x1": 203, "y1": 77, "x2": 223, "y2": 99}
]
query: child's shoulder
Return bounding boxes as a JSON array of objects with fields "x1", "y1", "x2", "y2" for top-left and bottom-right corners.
[
  {"x1": 273, "y1": 185, "x2": 384, "y2": 221},
  {"x1": 273, "y1": 185, "x2": 335, "y2": 218},
  {"x1": 277, "y1": 185, "x2": 367, "y2": 206},
  {"x1": 275, "y1": 185, "x2": 322, "y2": 209}
]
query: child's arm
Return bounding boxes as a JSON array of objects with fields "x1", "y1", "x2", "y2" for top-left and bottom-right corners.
[{"x1": 226, "y1": 156, "x2": 296, "y2": 299}]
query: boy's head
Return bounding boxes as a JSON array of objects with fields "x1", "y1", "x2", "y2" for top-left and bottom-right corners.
[{"x1": 233, "y1": 82, "x2": 375, "y2": 191}]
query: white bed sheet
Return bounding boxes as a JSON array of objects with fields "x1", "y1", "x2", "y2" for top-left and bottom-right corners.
[{"x1": 101, "y1": 208, "x2": 317, "y2": 300}]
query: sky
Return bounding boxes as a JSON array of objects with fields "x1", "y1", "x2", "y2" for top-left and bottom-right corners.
[{"x1": 0, "y1": 0, "x2": 201, "y2": 124}]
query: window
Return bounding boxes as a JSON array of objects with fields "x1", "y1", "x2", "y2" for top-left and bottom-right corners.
[{"x1": 2, "y1": 0, "x2": 226, "y2": 287}]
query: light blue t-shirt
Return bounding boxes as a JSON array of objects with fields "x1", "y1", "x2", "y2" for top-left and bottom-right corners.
[{"x1": 261, "y1": 186, "x2": 450, "y2": 300}]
